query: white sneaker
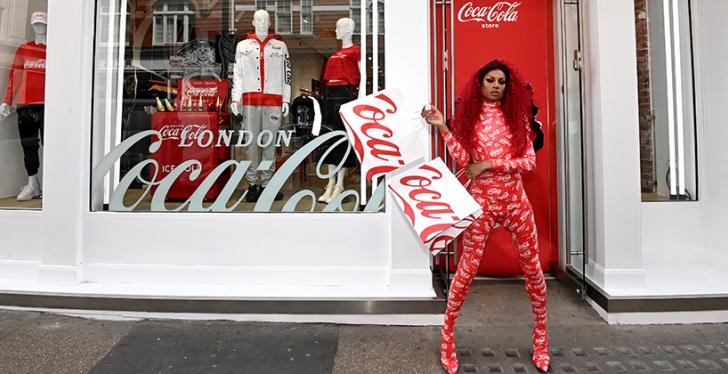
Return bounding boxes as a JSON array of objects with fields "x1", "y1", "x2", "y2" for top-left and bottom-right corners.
[
  {"x1": 17, "y1": 183, "x2": 41, "y2": 201},
  {"x1": 318, "y1": 184, "x2": 335, "y2": 202},
  {"x1": 325, "y1": 184, "x2": 345, "y2": 203}
]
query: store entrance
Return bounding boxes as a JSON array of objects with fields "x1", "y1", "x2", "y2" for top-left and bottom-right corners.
[{"x1": 430, "y1": 0, "x2": 560, "y2": 279}]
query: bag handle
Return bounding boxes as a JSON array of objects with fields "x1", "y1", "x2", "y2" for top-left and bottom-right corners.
[{"x1": 455, "y1": 168, "x2": 472, "y2": 189}]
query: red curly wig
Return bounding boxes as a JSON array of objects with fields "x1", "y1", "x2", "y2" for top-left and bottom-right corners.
[{"x1": 452, "y1": 59, "x2": 533, "y2": 157}]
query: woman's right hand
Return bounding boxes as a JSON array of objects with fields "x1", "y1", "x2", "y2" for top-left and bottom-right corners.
[{"x1": 421, "y1": 105, "x2": 446, "y2": 129}]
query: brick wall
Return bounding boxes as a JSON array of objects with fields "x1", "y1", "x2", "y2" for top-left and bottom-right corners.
[{"x1": 635, "y1": 0, "x2": 656, "y2": 193}]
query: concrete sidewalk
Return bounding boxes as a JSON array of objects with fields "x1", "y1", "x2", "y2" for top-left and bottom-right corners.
[{"x1": 1, "y1": 280, "x2": 727, "y2": 373}]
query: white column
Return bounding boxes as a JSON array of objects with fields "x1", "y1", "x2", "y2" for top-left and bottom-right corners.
[
  {"x1": 39, "y1": 0, "x2": 95, "y2": 284},
  {"x1": 581, "y1": 0, "x2": 644, "y2": 291},
  {"x1": 384, "y1": 0, "x2": 433, "y2": 292},
  {"x1": 696, "y1": 0, "x2": 728, "y2": 262}
]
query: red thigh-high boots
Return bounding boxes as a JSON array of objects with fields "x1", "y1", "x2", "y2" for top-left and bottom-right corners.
[
  {"x1": 440, "y1": 218, "x2": 490, "y2": 374},
  {"x1": 508, "y1": 202, "x2": 550, "y2": 373}
]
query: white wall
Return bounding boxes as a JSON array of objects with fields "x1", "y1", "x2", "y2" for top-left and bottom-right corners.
[
  {"x1": 636, "y1": 0, "x2": 728, "y2": 298},
  {"x1": 695, "y1": 0, "x2": 728, "y2": 263},
  {"x1": 581, "y1": 0, "x2": 644, "y2": 291}
]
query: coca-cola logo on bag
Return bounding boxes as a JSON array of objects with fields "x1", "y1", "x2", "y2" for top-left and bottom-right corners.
[
  {"x1": 24, "y1": 59, "x2": 46, "y2": 69},
  {"x1": 457, "y1": 1, "x2": 521, "y2": 29},
  {"x1": 185, "y1": 87, "x2": 219, "y2": 97},
  {"x1": 344, "y1": 93, "x2": 406, "y2": 180},
  {"x1": 159, "y1": 123, "x2": 209, "y2": 141},
  {"x1": 389, "y1": 164, "x2": 460, "y2": 243}
]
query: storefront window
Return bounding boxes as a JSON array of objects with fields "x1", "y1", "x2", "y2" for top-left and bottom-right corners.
[
  {"x1": 635, "y1": 0, "x2": 698, "y2": 201},
  {"x1": 91, "y1": 0, "x2": 385, "y2": 213},
  {"x1": 0, "y1": 1, "x2": 48, "y2": 210}
]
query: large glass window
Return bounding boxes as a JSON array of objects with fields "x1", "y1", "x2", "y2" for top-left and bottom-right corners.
[
  {"x1": 0, "y1": 1, "x2": 48, "y2": 210},
  {"x1": 91, "y1": 0, "x2": 385, "y2": 213},
  {"x1": 635, "y1": 0, "x2": 698, "y2": 201}
]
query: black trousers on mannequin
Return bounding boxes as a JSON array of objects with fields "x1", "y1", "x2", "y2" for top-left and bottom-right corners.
[
  {"x1": 317, "y1": 85, "x2": 359, "y2": 168},
  {"x1": 16, "y1": 104, "x2": 44, "y2": 176}
]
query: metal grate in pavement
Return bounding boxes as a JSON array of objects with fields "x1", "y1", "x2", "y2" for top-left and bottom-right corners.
[{"x1": 457, "y1": 342, "x2": 728, "y2": 373}]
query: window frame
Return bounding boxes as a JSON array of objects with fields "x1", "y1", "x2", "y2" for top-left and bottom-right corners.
[
  {"x1": 300, "y1": 0, "x2": 313, "y2": 35},
  {"x1": 274, "y1": 0, "x2": 293, "y2": 35},
  {"x1": 152, "y1": 2, "x2": 194, "y2": 46}
]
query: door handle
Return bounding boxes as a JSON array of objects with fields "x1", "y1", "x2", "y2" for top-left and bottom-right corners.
[{"x1": 573, "y1": 49, "x2": 582, "y2": 71}]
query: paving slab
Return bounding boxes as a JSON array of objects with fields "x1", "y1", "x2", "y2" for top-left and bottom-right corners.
[
  {"x1": 0, "y1": 311, "x2": 131, "y2": 374},
  {"x1": 89, "y1": 321, "x2": 339, "y2": 374},
  {"x1": 333, "y1": 325, "x2": 441, "y2": 374}
]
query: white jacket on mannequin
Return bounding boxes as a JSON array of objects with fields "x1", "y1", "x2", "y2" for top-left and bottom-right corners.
[{"x1": 231, "y1": 33, "x2": 292, "y2": 105}]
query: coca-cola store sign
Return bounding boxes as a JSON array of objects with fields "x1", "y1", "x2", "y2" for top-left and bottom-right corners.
[{"x1": 457, "y1": 1, "x2": 521, "y2": 29}]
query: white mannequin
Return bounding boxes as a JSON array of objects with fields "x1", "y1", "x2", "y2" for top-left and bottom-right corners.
[
  {"x1": 0, "y1": 21, "x2": 46, "y2": 118},
  {"x1": 319, "y1": 17, "x2": 364, "y2": 204},
  {"x1": 1, "y1": 13, "x2": 47, "y2": 201},
  {"x1": 230, "y1": 10, "x2": 289, "y2": 118}
]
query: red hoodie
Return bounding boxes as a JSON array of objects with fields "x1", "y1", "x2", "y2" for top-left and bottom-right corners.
[{"x1": 3, "y1": 41, "x2": 46, "y2": 105}]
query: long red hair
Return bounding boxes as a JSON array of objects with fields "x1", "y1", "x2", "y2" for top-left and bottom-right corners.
[{"x1": 452, "y1": 59, "x2": 533, "y2": 156}]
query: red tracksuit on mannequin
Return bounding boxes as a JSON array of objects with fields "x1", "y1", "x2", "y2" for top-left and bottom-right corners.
[{"x1": 439, "y1": 101, "x2": 549, "y2": 373}]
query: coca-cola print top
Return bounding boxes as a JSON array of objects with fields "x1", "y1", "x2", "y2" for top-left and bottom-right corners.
[
  {"x1": 323, "y1": 45, "x2": 360, "y2": 87},
  {"x1": 3, "y1": 41, "x2": 46, "y2": 105},
  {"x1": 443, "y1": 101, "x2": 535, "y2": 176}
]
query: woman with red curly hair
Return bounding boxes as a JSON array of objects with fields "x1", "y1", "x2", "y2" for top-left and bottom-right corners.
[{"x1": 422, "y1": 59, "x2": 550, "y2": 373}]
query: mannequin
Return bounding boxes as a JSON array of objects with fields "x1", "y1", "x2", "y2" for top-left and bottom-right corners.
[
  {"x1": 317, "y1": 18, "x2": 364, "y2": 204},
  {"x1": 1, "y1": 11, "x2": 47, "y2": 201},
  {"x1": 230, "y1": 10, "x2": 291, "y2": 202}
]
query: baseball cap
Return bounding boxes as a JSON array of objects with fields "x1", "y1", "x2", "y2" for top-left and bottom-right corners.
[{"x1": 30, "y1": 11, "x2": 47, "y2": 25}]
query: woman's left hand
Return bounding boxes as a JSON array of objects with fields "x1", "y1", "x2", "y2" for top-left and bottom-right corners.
[{"x1": 465, "y1": 160, "x2": 493, "y2": 179}]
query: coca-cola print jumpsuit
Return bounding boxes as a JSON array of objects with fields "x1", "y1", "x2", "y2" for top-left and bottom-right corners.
[{"x1": 440, "y1": 101, "x2": 547, "y2": 360}]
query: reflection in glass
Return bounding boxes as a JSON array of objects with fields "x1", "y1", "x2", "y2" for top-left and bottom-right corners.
[
  {"x1": 636, "y1": 0, "x2": 698, "y2": 201},
  {"x1": 91, "y1": 0, "x2": 385, "y2": 213}
]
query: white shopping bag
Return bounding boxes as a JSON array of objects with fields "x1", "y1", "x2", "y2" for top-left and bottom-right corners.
[
  {"x1": 387, "y1": 158, "x2": 483, "y2": 255},
  {"x1": 339, "y1": 88, "x2": 430, "y2": 182}
]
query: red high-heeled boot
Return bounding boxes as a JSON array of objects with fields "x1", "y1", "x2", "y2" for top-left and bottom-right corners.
[
  {"x1": 531, "y1": 323, "x2": 550, "y2": 372},
  {"x1": 440, "y1": 326, "x2": 459, "y2": 374}
]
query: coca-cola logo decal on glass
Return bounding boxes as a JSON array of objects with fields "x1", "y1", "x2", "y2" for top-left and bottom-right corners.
[
  {"x1": 185, "y1": 87, "x2": 219, "y2": 97},
  {"x1": 159, "y1": 123, "x2": 209, "y2": 141},
  {"x1": 457, "y1": 1, "x2": 521, "y2": 29}
]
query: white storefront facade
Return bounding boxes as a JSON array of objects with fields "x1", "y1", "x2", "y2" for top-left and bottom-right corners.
[{"x1": 0, "y1": 0, "x2": 725, "y2": 324}]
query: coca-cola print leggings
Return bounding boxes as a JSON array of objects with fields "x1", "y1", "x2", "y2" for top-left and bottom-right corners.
[{"x1": 441, "y1": 176, "x2": 547, "y2": 359}]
